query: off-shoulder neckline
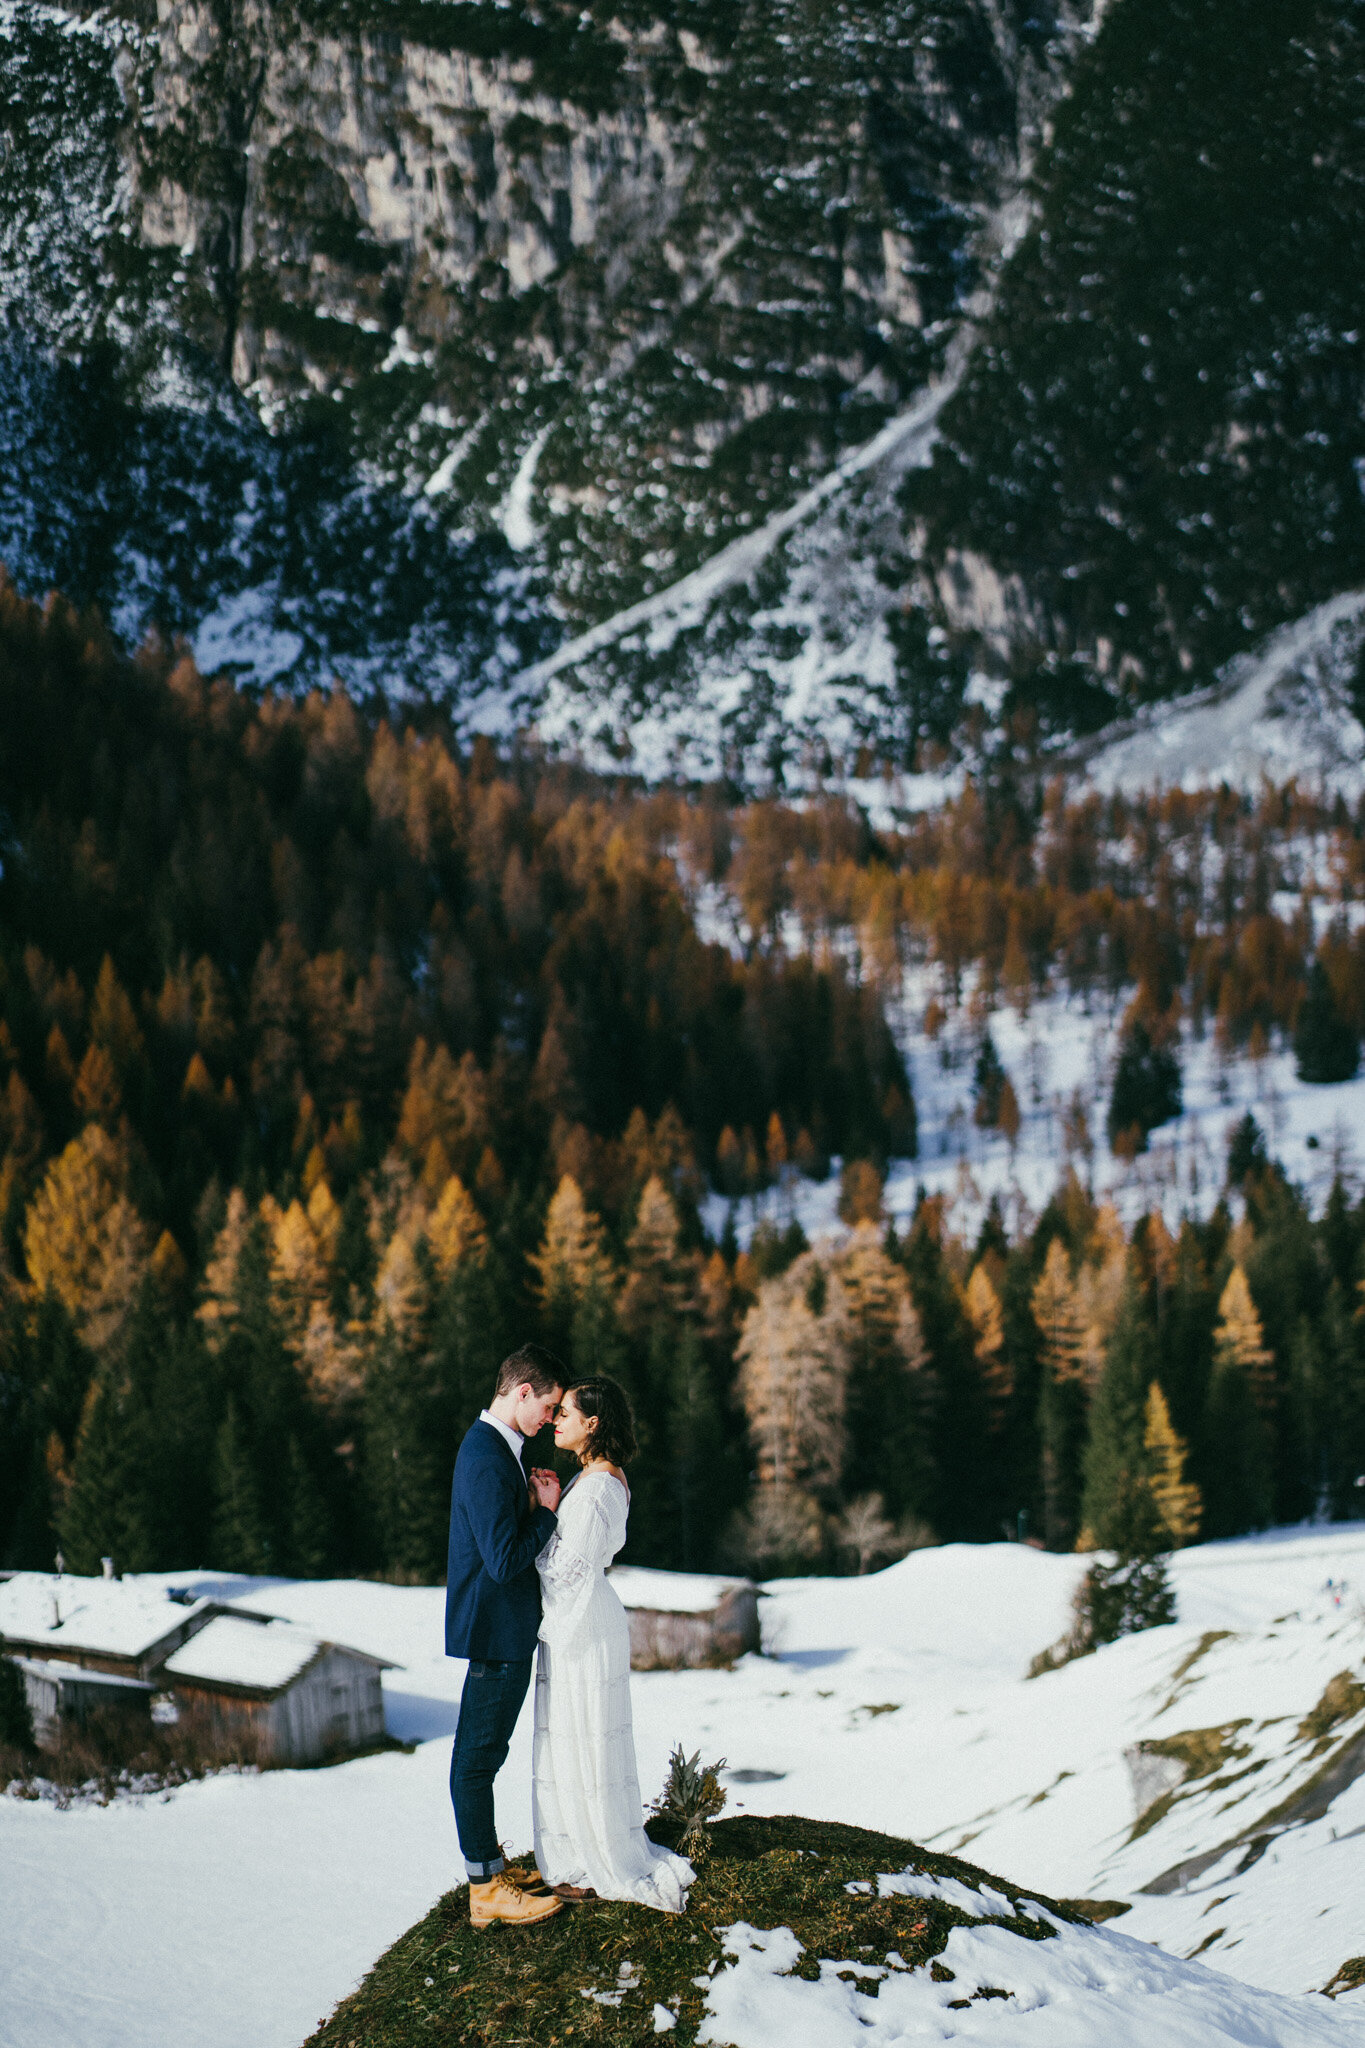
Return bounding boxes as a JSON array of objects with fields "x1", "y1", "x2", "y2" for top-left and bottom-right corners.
[{"x1": 566, "y1": 1468, "x2": 630, "y2": 1503}]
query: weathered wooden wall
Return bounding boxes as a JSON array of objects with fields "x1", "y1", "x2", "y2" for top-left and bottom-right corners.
[
  {"x1": 172, "y1": 1648, "x2": 386, "y2": 1764},
  {"x1": 15, "y1": 1660, "x2": 153, "y2": 1749},
  {"x1": 627, "y1": 1585, "x2": 759, "y2": 1670}
]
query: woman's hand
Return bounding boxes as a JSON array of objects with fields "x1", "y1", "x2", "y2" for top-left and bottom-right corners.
[{"x1": 530, "y1": 1466, "x2": 562, "y2": 1512}]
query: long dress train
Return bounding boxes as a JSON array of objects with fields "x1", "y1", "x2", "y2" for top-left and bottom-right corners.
[{"x1": 532, "y1": 1471, "x2": 694, "y2": 1912}]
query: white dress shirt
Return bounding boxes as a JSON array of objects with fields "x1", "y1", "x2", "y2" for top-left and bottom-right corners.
[{"x1": 479, "y1": 1408, "x2": 526, "y2": 1466}]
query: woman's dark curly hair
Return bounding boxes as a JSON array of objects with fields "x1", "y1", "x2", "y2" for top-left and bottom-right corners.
[{"x1": 567, "y1": 1376, "x2": 637, "y2": 1467}]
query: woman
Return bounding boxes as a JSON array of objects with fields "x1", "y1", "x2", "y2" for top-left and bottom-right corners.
[{"x1": 532, "y1": 1376, "x2": 694, "y2": 1911}]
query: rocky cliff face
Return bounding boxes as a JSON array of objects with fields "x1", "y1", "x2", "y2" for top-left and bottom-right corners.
[{"x1": 0, "y1": 0, "x2": 1085, "y2": 694}]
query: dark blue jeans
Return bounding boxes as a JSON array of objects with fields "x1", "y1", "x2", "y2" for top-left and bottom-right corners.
[{"x1": 449, "y1": 1657, "x2": 533, "y2": 1879}]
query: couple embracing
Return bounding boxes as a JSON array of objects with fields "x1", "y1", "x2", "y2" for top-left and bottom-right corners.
[{"x1": 445, "y1": 1344, "x2": 694, "y2": 1927}]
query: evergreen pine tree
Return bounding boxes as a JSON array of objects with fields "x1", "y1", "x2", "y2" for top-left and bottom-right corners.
[
  {"x1": 664, "y1": 1322, "x2": 732, "y2": 1572},
  {"x1": 30, "y1": 1285, "x2": 91, "y2": 1465},
  {"x1": 1320, "y1": 1176, "x2": 1362, "y2": 1292},
  {"x1": 1294, "y1": 959, "x2": 1359, "y2": 1084},
  {"x1": 0, "y1": 1292, "x2": 53, "y2": 1569},
  {"x1": 972, "y1": 1032, "x2": 1006, "y2": 1129},
  {"x1": 217, "y1": 1217, "x2": 314, "y2": 1568},
  {"x1": 286, "y1": 1436, "x2": 333, "y2": 1578},
  {"x1": 431, "y1": 1247, "x2": 511, "y2": 1446},
  {"x1": 1032, "y1": 1236, "x2": 1089, "y2": 1548},
  {"x1": 211, "y1": 1397, "x2": 272, "y2": 1574},
  {"x1": 1226, "y1": 1111, "x2": 1268, "y2": 1186},
  {"x1": 839, "y1": 1224, "x2": 934, "y2": 1523},
  {"x1": 363, "y1": 1313, "x2": 448, "y2": 1582},
  {"x1": 901, "y1": 1206, "x2": 981, "y2": 1540},
  {"x1": 1107, "y1": 1018, "x2": 1182, "y2": 1153},
  {"x1": 1079, "y1": 1270, "x2": 1154, "y2": 1550},
  {"x1": 1075, "y1": 1476, "x2": 1177, "y2": 1649},
  {"x1": 57, "y1": 1368, "x2": 155, "y2": 1575}
]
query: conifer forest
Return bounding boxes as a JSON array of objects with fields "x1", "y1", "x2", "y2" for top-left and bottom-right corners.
[{"x1": 3, "y1": 579, "x2": 1365, "y2": 1589}]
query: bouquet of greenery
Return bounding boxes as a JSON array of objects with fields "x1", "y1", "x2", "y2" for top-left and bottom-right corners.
[{"x1": 651, "y1": 1743, "x2": 727, "y2": 1860}]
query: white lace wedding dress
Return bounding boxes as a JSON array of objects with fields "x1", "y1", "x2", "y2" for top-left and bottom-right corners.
[{"x1": 533, "y1": 1470, "x2": 694, "y2": 1912}]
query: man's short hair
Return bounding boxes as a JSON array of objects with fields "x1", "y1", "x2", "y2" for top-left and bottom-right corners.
[{"x1": 494, "y1": 1343, "x2": 568, "y2": 1400}]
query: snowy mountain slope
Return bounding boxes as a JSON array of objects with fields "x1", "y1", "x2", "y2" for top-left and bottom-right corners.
[
  {"x1": 7, "y1": 1530, "x2": 1365, "y2": 2047},
  {"x1": 1082, "y1": 590, "x2": 1365, "y2": 798},
  {"x1": 700, "y1": 917, "x2": 1365, "y2": 1267},
  {"x1": 526, "y1": 348, "x2": 970, "y2": 781}
]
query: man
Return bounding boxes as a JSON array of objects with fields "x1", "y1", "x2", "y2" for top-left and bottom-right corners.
[{"x1": 445, "y1": 1342, "x2": 567, "y2": 1927}]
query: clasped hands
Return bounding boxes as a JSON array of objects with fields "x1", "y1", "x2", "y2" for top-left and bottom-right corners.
[{"x1": 529, "y1": 1466, "x2": 561, "y2": 1511}]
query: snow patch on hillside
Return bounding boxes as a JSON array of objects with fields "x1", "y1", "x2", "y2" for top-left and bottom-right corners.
[
  {"x1": 709, "y1": 969, "x2": 1365, "y2": 1257},
  {"x1": 1084, "y1": 591, "x2": 1365, "y2": 797}
]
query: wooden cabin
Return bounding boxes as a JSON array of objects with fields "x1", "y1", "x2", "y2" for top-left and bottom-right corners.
[
  {"x1": 608, "y1": 1567, "x2": 760, "y2": 1669},
  {"x1": 161, "y1": 1616, "x2": 390, "y2": 1765},
  {"x1": 0, "y1": 1574, "x2": 390, "y2": 1765},
  {"x1": 11, "y1": 1655, "x2": 153, "y2": 1748}
]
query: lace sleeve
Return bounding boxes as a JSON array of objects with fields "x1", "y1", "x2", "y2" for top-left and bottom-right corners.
[{"x1": 537, "y1": 1480, "x2": 624, "y2": 1651}]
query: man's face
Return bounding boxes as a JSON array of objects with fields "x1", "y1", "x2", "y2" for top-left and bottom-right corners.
[{"x1": 513, "y1": 1384, "x2": 563, "y2": 1438}]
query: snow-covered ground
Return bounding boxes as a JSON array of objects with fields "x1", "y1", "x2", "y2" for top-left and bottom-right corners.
[
  {"x1": 6, "y1": 1529, "x2": 1365, "y2": 2046},
  {"x1": 706, "y1": 979, "x2": 1365, "y2": 1254}
]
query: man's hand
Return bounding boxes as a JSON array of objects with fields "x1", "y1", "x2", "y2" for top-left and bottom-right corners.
[{"x1": 529, "y1": 1467, "x2": 561, "y2": 1512}]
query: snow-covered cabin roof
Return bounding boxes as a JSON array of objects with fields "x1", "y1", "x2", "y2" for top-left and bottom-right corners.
[
  {"x1": 162, "y1": 1616, "x2": 390, "y2": 1696},
  {"x1": 12, "y1": 1655, "x2": 153, "y2": 1693},
  {"x1": 0, "y1": 1573, "x2": 215, "y2": 1663},
  {"x1": 607, "y1": 1567, "x2": 755, "y2": 1615}
]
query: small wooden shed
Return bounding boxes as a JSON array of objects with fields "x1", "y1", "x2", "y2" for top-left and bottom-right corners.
[
  {"x1": 161, "y1": 1615, "x2": 390, "y2": 1765},
  {"x1": 608, "y1": 1567, "x2": 760, "y2": 1669},
  {"x1": 12, "y1": 1655, "x2": 153, "y2": 1749}
]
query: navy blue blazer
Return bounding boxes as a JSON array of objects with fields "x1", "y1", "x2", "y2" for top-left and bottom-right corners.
[{"x1": 444, "y1": 1420, "x2": 558, "y2": 1662}]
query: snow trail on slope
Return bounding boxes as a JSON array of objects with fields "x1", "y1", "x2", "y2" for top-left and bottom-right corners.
[{"x1": 518, "y1": 361, "x2": 965, "y2": 694}]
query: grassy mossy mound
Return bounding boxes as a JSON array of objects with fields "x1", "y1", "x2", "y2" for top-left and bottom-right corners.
[{"x1": 304, "y1": 1814, "x2": 1090, "y2": 2048}]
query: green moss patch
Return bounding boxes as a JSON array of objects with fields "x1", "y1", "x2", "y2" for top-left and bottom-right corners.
[
  {"x1": 302, "y1": 1815, "x2": 1080, "y2": 2048},
  {"x1": 1322, "y1": 1955, "x2": 1365, "y2": 2000},
  {"x1": 1297, "y1": 1672, "x2": 1365, "y2": 1753},
  {"x1": 1128, "y1": 1722, "x2": 1252, "y2": 1842},
  {"x1": 1158, "y1": 1631, "x2": 1235, "y2": 1714}
]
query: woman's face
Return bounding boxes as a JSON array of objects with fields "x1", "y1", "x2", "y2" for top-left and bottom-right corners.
[{"x1": 553, "y1": 1391, "x2": 595, "y2": 1459}]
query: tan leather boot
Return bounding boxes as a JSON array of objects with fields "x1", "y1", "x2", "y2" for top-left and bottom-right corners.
[{"x1": 468, "y1": 1871, "x2": 565, "y2": 1929}]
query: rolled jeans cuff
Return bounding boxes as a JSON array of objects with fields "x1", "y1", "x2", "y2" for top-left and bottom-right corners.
[{"x1": 465, "y1": 1853, "x2": 506, "y2": 1881}]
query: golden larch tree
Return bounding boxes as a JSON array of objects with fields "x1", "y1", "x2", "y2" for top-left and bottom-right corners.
[
  {"x1": 1031, "y1": 1236, "x2": 1088, "y2": 1386},
  {"x1": 427, "y1": 1174, "x2": 488, "y2": 1277},
  {"x1": 838, "y1": 1222, "x2": 929, "y2": 1383},
  {"x1": 965, "y1": 1261, "x2": 1011, "y2": 1416},
  {"x1": 620, "y1": 1173, "x2": 694, "y2": 1333},
  {"x1": 24, "y1": 1125, "x2": 149, "y2": 1352},
  {"x1": 529, "y1": 1175, "x2": 615, "y2": 1311},
  {"x1": 1214, "y1": 1265, "x2": 1275, "y2": 1410},
  {"x1": 197, "y1": 1188, "x2": 251, "y2": 1350},
  {"x1": 1144, "y1": 1383, "x2": 1202, "y2": 1545},
  {"x1": 736, "y1": 1254, "x2": 847, "y2": 1492}
]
